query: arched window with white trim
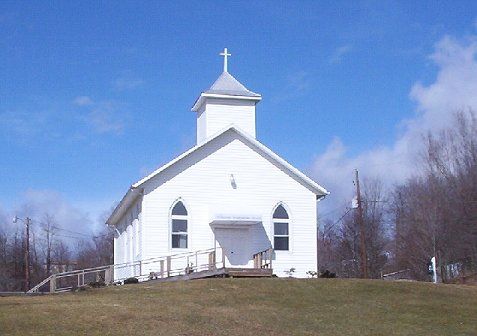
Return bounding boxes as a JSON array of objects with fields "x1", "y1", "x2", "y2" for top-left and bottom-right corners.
[
  {"x1": 171, "y1": 201, "x2": 188, "y2": 249},
  {"x1": 273, "y1": 204, "x2": 289, "y2": 251}
]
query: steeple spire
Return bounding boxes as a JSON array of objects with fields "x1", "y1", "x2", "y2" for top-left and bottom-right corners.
[
  {"x1": 192, "y1": 49, "x2": 261, "y2": 144},
  {"x1": 219, "y1": 47, "x2": 231, "y2": 72}
]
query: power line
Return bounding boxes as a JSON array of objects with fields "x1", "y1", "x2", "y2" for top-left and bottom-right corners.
[
  {"x1": 321, "y1": 207, "x2": 353, "y2": 233},
  {"x1": 320, "y1": 205, "x2": 346, "y2": 218},
  {"x1": 50, "y1": 226, "x2": 109, "y2": 239}
]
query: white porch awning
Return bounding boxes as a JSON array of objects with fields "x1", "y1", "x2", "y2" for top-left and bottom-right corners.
[{"x1": 209, "y1": 214, "x2": 261, "y2": 228}]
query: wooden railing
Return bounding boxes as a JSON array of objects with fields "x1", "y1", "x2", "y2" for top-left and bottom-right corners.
[
  {"x1": 30, "y1": 247, "x2": 275, "y2": 293},
  {"x1": 253, "y1": 248, "x2": 273, "y2": 269},
  {"x1": 29, "y1": 247, "x2": 226, "y2": 293}
]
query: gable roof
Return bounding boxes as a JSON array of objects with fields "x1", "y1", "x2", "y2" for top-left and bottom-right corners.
[{"x1": 106, "y1": 126, "x2": 329, "y2": 226}]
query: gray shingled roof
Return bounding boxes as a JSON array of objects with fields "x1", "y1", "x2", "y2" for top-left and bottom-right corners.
[{"x1": 205, "y1": 71, "x2": 261, "y2": 97}]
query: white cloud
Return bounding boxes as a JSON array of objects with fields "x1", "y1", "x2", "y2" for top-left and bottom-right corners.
[
  {"x1": 73, "y1": 96, "x2": 94, "y2": 106},
  {"x1": 0, "y1": 106, "x2": 57, "y2": 142},
  {"x1": 0, "y1": 204, "x2": 12, "y2": 233},
  {"x1": 310, "y1": 34, "x2": 477, "y2": 212},
  {"x1": 287, "y1": 70, "x2": 311, "y2": 93},
  {"x1": 86, "y1": 101, "x2": 124, "y2": 134},
  {"x1": 16, "y1": 189, "x2": 93, "y2": 232},
  {"x1": 272, "y1": 70, "x2": 311, "y2": 103},
  {"x1": 0, "y1": 95, "x2": 126, "y2": 142},
  {"x1": 113, "y1": 76, "x2": 144, "y2": 91},
  {"x1": 72, "y1": 98, "x2": 125, "y2": 135},
  {"x1": 330, "y1": 44, "x2": 353, "y2": 64}
]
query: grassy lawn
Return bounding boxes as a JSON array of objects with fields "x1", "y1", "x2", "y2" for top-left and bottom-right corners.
[{"x1": 1, "y1": 278, "x2": 476, "y2": 335}]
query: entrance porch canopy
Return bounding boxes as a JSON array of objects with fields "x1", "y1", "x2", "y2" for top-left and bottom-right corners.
[{"x1": 209, "y1": 214, "x2": 261, "y2": 228}]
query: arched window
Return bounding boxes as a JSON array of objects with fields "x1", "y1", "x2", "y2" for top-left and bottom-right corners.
[
  {"x1": 171, "y1": 201, "x2": 188, "y2": 249},
  {"x1": 273, "y1": 204, "x2": 289, "y2": 251}
]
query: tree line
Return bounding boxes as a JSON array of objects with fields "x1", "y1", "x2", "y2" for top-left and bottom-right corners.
[
  {"x1": 0, "y1": 213, "x2": 113, "y2": 292},
  {"x1": 318, "y1": 110, "x2": 477, "y2": 281}
]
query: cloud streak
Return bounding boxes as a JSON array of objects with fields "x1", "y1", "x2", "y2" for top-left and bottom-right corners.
[
  {"x1": 73, "y1": 96, "x2": 94, "y2": 106},
  {"x1": 73, "y1": 96, "x2": 125, "y2": 135},
  {"x1": 330, "y1": 44, "x2": 353, "y2": 64},
  {"x1": 86, "y1": 101, "x2": 125, "y2": 134},
  {"x1": 112, "y1": 73, "x2": 144, "y2": 91},
  {"x1": 310, "y1": 34, "x2": 477, "y2": 211}
]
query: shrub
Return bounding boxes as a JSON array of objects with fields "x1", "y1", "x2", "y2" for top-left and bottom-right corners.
[
  {"x1": 124, "y1": 277, "x2": 139, "y2": 284},
  {"x1": 319, "y1": 270, "x2": 336, "y2": 278},
  {"x1": 306, "y1": 271, "x2": 318, "y2": 278},
  {"x1": 284, "y1": 268, "x2": 296, "y2": 277},
  {"x1": 89, "y1": 281, "x2": 106, "y2": 288}
]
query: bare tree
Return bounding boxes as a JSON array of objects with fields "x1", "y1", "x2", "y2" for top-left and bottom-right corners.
[
  {"x1": 40, "y1": 213, "x2": 57, "y2": 275},
  {"x1": 392, "y1": 110, "x2": 477, "y2": 281}
]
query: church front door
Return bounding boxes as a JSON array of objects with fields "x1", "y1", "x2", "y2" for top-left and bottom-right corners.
[{"x1": 214, "y1": 228, "x2": 251, "y2": 267}]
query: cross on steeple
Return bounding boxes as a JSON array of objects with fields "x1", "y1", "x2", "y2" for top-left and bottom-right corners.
[{"x1": 219, "y1": 47, "x2": 231, "y2": 73}]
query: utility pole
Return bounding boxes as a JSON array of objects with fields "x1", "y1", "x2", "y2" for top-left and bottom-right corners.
[
  {"x1": 14, "y1": 216, "x2": 31, "y2": 291},
  {"x1": 43, "y1": 217, "x2": 53, "y2": 276},
  {"x1": 46, "y1": 224, "x2": 51, "y2": 275},
  {"x1": 354, "y1": 169, "x2": 368, "y2": 279},
  {"x1": 24, "y1": 217, "x2": 31, "y2": 291}
]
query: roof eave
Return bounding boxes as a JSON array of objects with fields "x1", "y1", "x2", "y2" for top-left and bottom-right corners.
[
  {"x1": 232, "y1": 128, "x2": 329, "y2": 197},
  {"x1": 105, "y1": 187, "x2": 143, "y2": 226},
  {"x1": 191, "y1": 93, "x2": 262, "y2": 112}
]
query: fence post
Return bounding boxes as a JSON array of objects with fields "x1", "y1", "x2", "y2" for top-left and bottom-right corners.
[
  {"x1": 222, "y1": 249, "x2": 226, "y2": 268},
  {"x1": 139, "y1": 261, "x2": 142, "y2": 277},
  {"x1": 195, "y1": 251, "x2": 198, "y2": 271},
  {"x1": 160, "y1": 260, "x2": 165, "y2": 278},
  {"x1": 186, "y1": 256, "x2": 190, "y2": 274},
  {"x1": 105, "y1": 265, "x2": 114, "y2": 285},
  {"x1": 209, "y1": 251, "x2": 215, "y2": 271},
  {"x1": 49, "y1": 274, "x2": 57, "y2": 293},
  {"x1": 166, "y1": 256, "x2": 171, "y2": 277},
  {"x1": 269, "y1": 248, "x2": 273, "y2": 270}
]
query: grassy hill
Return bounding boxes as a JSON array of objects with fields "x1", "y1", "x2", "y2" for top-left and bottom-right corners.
[{"x1": 1, "y1": 278, "x2": 476, "y2": 335}]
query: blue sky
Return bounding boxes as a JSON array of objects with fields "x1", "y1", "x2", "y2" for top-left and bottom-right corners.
[{"x1": 1, "y1": 1, "x2": 477, "y2": 232}]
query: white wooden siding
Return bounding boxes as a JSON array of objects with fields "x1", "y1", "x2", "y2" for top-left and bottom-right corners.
[
  {"x1": 196, "y1": 99, "x2": 256, "y2": 143},
  {"x1": 139, "y1": 131, "x2": 317, "y2": 277}
]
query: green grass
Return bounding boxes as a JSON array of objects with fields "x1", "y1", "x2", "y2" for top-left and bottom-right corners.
[{"x1": 1, "y1": 278, "x2": 476, "y2": 335}]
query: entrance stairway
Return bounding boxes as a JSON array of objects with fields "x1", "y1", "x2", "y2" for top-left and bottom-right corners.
[{"x1": 28, "y1": 247, "x2": 273, "y2": 293}]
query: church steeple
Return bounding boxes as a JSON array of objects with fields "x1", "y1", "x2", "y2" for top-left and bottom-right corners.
[{"x1": 192, "y1": 48, "x2": 261, "y2": 144}]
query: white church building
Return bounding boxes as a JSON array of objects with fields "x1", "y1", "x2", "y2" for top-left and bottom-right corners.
[{"x1": 106, "y1": 49, "x2": 328, "y2": 278}]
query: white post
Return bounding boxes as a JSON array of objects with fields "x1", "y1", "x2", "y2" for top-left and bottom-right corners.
[
  {"x1": 50, "y1": 274, "x2": 56, "y2": 293},
  {"x1": 160, "y1": 260, "x2": 164, "y2": 278},
  {"x1": 195, "y1": 251, "x2": 198, "y2": 272},
  {"x1": 431, "y1": 256, "x2": 437, "y2": 283},
  {"x1": 166, "y1": 256, "x2": 171, "y2": 277}
]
